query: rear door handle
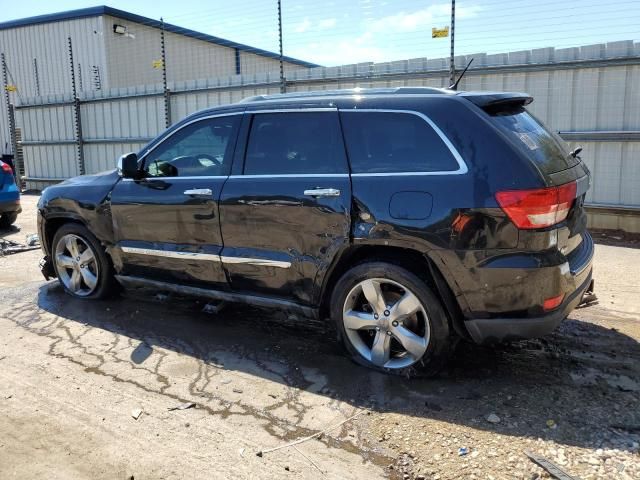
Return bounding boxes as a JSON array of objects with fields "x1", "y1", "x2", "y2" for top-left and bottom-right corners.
[
  {"x1": 184, "y1": 188, "x2": 213, "y2": 196},
  {"x1": 303, "y1": 188, "x2": 341, "y2": 197}
]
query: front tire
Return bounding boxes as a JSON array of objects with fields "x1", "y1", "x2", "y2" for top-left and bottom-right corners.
[
  {"x1": 51, "y1": 223, "x2": 117, "y2": 299},
  {"x1": 330, "y1": 262, "x2": 451, "y2": 376}
]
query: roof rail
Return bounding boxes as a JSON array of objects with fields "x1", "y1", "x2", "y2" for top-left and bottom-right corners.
[{"x1": 240, "y1": 86, "x2": 452, "y2": 103}]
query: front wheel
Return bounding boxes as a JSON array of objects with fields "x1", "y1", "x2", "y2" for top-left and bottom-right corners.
[
  {"x1": 51, "y1": 223, "x2": 117, "y2": 299},
  {"x1": 330, "y1": 262, "x2": 451, "y2": 376}
]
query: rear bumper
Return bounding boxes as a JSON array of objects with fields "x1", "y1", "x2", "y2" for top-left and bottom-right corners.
[
  {"x1": 0, "y1": 198, "x2": 21, "y2": 214},
  {"x1": 465, "y1": 269, "x2": 593, "y2": 344}
]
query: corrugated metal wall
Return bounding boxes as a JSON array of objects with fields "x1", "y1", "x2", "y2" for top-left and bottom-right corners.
[
  {"x1": 0, "y1": 13, "x2": 306, "y2": 156},
  {"x1": 14, "y1": 41, "x2": 640, "y2": 212},
  {"x1": 0, "y1": 16, "x2": 107, "y2": 155}
]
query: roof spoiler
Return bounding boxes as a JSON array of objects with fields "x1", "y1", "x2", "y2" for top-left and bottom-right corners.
[{"x1": 459, "y1": 92, "x2": 533, "y2": 110}]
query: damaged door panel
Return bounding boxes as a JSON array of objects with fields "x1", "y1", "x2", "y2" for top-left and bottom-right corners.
[
  {"x1": 110, "y1": 113, "x2": 242, "y2": 288},
  {"x1": 218, "y1": 110, "x2": 351, "y2": 304}
]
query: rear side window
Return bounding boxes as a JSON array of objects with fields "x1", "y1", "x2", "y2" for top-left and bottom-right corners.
[
  {"x1": 244, "y1": 112, "x2": 347, "y2": 175},
  {"x1": 488, "y1": 107, "x2": 578, "y2": 174},
  {"x1": 340, "y1": 111, "x2": 460, "y2": 174}
]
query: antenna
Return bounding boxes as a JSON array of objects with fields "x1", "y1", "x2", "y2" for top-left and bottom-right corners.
[{"x1": 449, "y1": 58, "x2": 474, "y2": 90}]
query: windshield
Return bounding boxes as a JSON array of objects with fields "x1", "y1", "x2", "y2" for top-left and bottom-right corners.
[{"x1": 489, "y1": 107, "x2": 579, "y2": 174}]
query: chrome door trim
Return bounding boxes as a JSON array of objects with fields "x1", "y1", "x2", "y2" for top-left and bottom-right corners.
[
  {"x1": 341, "y1": 109, "x2": 468, "y2": 176},
  {"x1": 120, "y1": 246, "x2": 291, "y2": 268},
  {"x1": 228, "y1": 173, "x2": 349, "y2": 179},
  {"x1": 121, "y1": 175, "x2": 228, "y2": 182},
  {"x1": 220, "y1": 256, "x2": 291, "y2": 269},
  {"x1": 121, "y1": 246, "x2": 221, "y2": 261}
]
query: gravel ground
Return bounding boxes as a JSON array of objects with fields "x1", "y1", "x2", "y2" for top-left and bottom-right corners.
[{"x1": 0, "y1": 194, "x2": 638, "y2": 479}]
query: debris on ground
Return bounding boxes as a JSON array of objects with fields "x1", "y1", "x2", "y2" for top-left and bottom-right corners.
[
  {"x1": 293, "y1": 445, "x2": 324, "y2": 475},
  {"x1": 457, "y1": 447, "x2": 468, "y2": 456},
  {"x1": 546, "y1": 419, "x2": 557, "y2": 429},
  {"x1": 256, "y1": 410, "x2": 366, "y2": 457},
  {"x1": 486, "y1": 413, "x2": 501, "y2": 424},
  {"x1": 131, "y1": 408, "x2": 143, "y2": 420},
  {"x1": 0, "y1": 238, "x2": 40, "y2": 255},
  {"x1": 25, "y1": 234, "x2": 40, "y2": 247},
  {"x1": 167, "y1": 402, "x2": 196, "y2": 411},
  {"x1": 524, "y1": 450, "x2": 580, "y2": 480}
]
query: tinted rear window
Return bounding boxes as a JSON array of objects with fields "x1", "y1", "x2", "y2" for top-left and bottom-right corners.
[
  {"x1": 489, "y1": 107, "x2": 579, "y2": 174},
  {"x1": 340, "y1": 112, "x2": 460, "y2": 174},
  {"x1": 244, "y1": 112, "x2": 347, "y2": 175}
]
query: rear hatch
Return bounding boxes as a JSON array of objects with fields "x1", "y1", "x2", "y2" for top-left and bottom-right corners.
[
  {"x1": 0, "y1": 161, "x2": 11, "y2": 188},
  {"x1": 463, "y1": 92, "x2": 591, "y2": 261}
]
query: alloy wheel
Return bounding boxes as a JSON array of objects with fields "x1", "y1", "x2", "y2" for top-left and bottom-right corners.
[
  {"x1": 54, "y1": 234, "x2": 100, "y2": 297},
  {"x1": 342, "y1": 278, "x2": 430, "y2": 369}
]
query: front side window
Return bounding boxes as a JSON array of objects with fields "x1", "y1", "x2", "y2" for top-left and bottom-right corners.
[
  {"x1": 244, "y1": 112, "x2": 347, "y2": 175},
  {"x1": 144, "y1": 115, "x2": 240, "y2": 177},
  {"x1": 340, "y1": 111, "x2": 460, "y2": 174}
]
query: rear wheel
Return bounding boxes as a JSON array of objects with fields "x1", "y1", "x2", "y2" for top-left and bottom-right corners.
[
  {"x1": 51, "y1": 224, "x2": 117, "y2": 299},
  {"x1": 331, "y1": 262, "x2": 451, "y2": 376},
  {"x1": 0, "y1": 212, "x2": 18, "y2": 228}
]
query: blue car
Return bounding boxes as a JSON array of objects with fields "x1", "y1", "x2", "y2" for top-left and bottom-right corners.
[{"x1": 0, "y1": 160, "x2": 20, "y2": 228}]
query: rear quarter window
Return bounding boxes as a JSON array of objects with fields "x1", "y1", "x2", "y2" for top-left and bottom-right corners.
[
  {"x1": 488, "y1": 107, "x2": 579, "y2": 174},
  {"x1": 340, "y1": 111, "x2": 461, "y2": 174}
]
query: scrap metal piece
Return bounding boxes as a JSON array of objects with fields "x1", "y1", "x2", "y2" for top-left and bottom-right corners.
[
  {"x1": 0, "y1": 238, "x2": 41, "y2": 255},
  {"x1": 167, "y1": 402, "x2": 196, "y2": 411},
  {"x1": 578, "y1": 279, "x2": 597, "y2": 307},
  {"x1": 524, "y1": 450, "x2": 581, "y2": 480}
]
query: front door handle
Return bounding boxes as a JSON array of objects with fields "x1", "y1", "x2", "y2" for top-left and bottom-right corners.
[
  {"x1": 184, "y1": 188, "x2": 213, "y2": 197},
  {"x1": 303, "y1": 188, "x2": 341, "y2": 198}
]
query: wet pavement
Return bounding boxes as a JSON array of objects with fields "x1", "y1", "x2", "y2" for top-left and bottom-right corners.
[{"x1": 1, "y1": 194, "x2": 639, "y2": 479}]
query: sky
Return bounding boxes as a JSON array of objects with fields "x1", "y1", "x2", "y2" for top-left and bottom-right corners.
[{"x1": 1, "y1": 0, "x2": 639, "y2": 66}]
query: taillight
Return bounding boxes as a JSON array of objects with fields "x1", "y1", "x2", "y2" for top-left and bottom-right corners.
[
  {"x1": 543, "y1": 293, "x2": 565, "y2": 311},
  {"x1": 495, "y1": 181, "x2": 577, "y2": 229},
  {"x1": 0, "y1": 161, "x2": 12, "y2": 174}
]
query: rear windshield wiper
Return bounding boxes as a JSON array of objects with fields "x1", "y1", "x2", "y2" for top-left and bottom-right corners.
[{"x1": 569, "y1": 146, "x2": 582, "y2": 158}]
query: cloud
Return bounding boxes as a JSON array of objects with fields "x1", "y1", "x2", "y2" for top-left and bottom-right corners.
[
  {"x1": 294, "y1": 18, "x2": 312, "y2": 33},
  {"x1": 294, "y1": 17, "x2": 337, "y2": 34},
  {"x1": 369, "y1": 3, "x2": 481, "y2": 33},
  {"x1": 318, "y1": 18, "x2": 337, "y2": 29}
]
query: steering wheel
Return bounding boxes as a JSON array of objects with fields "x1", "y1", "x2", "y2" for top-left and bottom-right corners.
[{"x1": 194, "y1": 153, "x2": 223, "y2": 166}]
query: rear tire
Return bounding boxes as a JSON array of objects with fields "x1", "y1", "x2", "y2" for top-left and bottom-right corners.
[
  {"x1": 0, "y1": 212, "x2": 18, "y2": 228},
  {"x1": 330, "y1": 261, "x2": 451, "y2": 377},
  {"x1": 51, "y1": 223, "x2": 118, "y2": 299}
]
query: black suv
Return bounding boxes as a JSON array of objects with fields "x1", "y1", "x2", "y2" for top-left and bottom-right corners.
[{"x1": 38, "y1": 87, "x2": 594, "y2": 375}]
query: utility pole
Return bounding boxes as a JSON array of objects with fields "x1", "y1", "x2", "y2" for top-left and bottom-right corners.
[
  {"x1": 160, "y1": 18, "x2": 171, "y2": 128},
  {"x1": 278, "y1": 0, "x2": 285, "y2": 93},
  {"x1": 449, "y1": 0, "x2": 456, "y2": 86},
  {"x1": 68, "y1": 37, "x2": 85, "y2": 176}
]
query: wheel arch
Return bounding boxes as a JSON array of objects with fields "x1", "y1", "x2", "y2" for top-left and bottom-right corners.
[
  {"x1": 318, "y1": 244, "x2": 471, "y2": 340},
  {"x1": 42, "y1": 215, "x2": 87, "y2": 255}
]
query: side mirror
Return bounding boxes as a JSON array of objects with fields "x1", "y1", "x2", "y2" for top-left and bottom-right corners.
[{"x1": 117, "y1": 152, "x2": 140, "y2": 179}]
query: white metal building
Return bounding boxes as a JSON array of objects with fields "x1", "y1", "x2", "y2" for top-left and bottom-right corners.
[{"x1": 0, "y1": 5, "x2": 317, "y2": 155}]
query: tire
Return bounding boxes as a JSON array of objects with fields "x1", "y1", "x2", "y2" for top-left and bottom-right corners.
[
  {"x1": 330, "y1": 261, "x2": 451, "y2": 377},
  {"x1": 51, "y1": 223, "x2": 118, "y2": 299},
  {"x1": 0, "y1": 212, "x2": 18, "y2": 228}
]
